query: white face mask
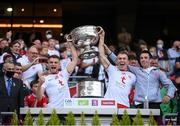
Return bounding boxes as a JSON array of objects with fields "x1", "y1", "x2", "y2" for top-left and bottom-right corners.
[
  {"x1": 67, "y1": 51, "x2": 72, "y2": 57},
  {"x1": 55, "y1": 44, "x2": 60, "y2": 50},
  {"x1": 157, "y1": 44, "x2": 163, "y2": 49},
  {"x1": 150, "y1": 52, "x2": 155, "y2": 56},
  {"x1": 46, "y1": 34, "x2": 52, "y2": 39}
]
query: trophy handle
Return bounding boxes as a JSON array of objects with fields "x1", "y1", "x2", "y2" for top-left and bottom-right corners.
[
  {"x1": 65, "y1": 34, "x2": 73, "y2": 42},
  {"x1": 96, "y1": 26, "x2": 103, "y2": 33}
]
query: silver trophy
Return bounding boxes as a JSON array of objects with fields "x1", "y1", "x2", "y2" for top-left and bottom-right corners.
[{"x1": 66, "y1": 25, "x2": 101, "y2": 59}]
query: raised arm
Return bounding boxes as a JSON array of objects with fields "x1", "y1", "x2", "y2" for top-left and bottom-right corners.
[
  {"x1": 104, "y1": 44, "x2": 117, "y2": 64},
  {"x1": 36, "y1": 76, "x2": 45, "y2": 101},
  {"x1": 66, "y1": 42, "x2": 78, "y2": 74},
  {"x1": 98, "y1": 28, "x2": 110, "y2": 69}
]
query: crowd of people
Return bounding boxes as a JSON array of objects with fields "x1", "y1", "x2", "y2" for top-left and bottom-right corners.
[{"x1": 0, "y1": 28, "x2": 179, "y2": 124}]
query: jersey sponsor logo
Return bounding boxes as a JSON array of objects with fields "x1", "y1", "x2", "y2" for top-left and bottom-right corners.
[
  {"x1": 101, "y1": 100, "x2": 115, "y2": 106},
  {"x1": 92, "y1": 99, "x2": 98, "y2": 106},
  {"x1": 64, "y1": 99, "x2": 73, "y2": 106},
  {"x1": 78, "y1": 100, "x2": 89, "y2": 106}
]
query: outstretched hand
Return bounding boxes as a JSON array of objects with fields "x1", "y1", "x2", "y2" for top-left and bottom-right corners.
[{"x1": 32, "y1": 57, "x2": 40, "y2": 65}]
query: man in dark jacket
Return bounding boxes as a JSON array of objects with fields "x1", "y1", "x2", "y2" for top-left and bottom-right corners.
[{"x1": 0, "y1": 62, "x2": 24, "y2": 124}]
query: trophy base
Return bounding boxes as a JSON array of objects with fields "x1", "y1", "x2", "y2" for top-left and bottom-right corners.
[{"x1": 79, "y1": 50, "x2": 98, "y2": 59}]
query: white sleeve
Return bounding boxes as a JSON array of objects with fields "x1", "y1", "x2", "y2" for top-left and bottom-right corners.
[
  {"x1": 17, "y1": 58, "x2": 26, "y2": 65},
  {"x1": 36, "y1": 64, "x2": 44, "y2": 72},
  {"x1": 61, "y1": 69, "x2": 71, "y2": 82},
  {"x1": 106, "y1": 64, "x2": 116, "y2": 75}
]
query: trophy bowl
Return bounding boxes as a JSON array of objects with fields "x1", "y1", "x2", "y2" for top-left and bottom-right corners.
[{"x1": 66, "y1": 25, "x2": 100, "y2": 59}]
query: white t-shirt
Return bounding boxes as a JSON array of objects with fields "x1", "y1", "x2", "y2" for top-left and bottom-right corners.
[
  {"x1": 42, "y1": 69, "x2": 70, "y2": 108},
  {"x1": 60, "y1": 58, "x2": 71, "y2": 70},
  {"x1": 0, "y1": 52, "x2": 7, "y2": 63},
  {"x1": 17, "y1": 55, "x2": 43, "y2": 86},
  {"x1": 105, "y1": 64, "x2": 136, "y2": 107},
  {"x1": 48, "y1": 49, "x2": 60, "y2": 57}
]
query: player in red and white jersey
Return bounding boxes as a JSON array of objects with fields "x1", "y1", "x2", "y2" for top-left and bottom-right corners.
[
  {"x1": 37, "y1": 42, "x2": 78, "y2": 108},
  {"x1": 98, "y1": 28, "x2": 136, "y2": 108}
]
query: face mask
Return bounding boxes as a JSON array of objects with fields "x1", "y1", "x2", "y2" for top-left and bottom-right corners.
[
  {"x1": 55, "y1": 44, "x2": 60, "y2": 50},
  {"x1": 46, "y1": 34, "x2": 52, "y2": 39},
  {"x1": 157, "y1": 44, "x2": 163, "y2": 49},
  {"x1": 143, "y1": 48, "x2": 148, "y2": 51},
  {"x1": 150, "y1": 52, "x2": 155, "y2": 56},
  {"x1": 5, "y1": 71, "x2": 14, "y2": 78},
  {"x1": 67, "y1": 51, "x2": 72, "y2": 58}
]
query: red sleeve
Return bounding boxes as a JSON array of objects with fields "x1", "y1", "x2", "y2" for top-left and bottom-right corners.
[
  {"x1": 37, "y1": 96, "x2": 48, "y2": 107},
  {"x1": 24, "y1": 96, "x2": 28, "y2": 107}
]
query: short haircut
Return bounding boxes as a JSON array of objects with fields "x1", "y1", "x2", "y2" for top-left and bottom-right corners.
[
  {"x1": 3, "y1": 53, "x2": 12, "y2": 62},
  {"x1": 9, "y1": 40, "x2": 20, "y2": 47},
  {"x1": 30, "y1": 79, "x2": 39, "y2": 88},
  {"x1": 151, "y1": 56, "x2": 158, "y2": 60},
  {"x1": 3, "y1": 62, "x2": 14, "y2": 70},
  {"x1": 117, "y1": 51, "x2": 129, "y2": 59},
  {"x1": 48, "y1": 55, "x2": 60, "y2": 61},
  {"x1": 59, "y1": 47, "x2": 67, "y2": 53},
  {"x1": 139, "y1": 50, "x2": 152, "y2": 59},
  {"x1": 0, "y1": 38, "x2": 8, "y2": 43},
  {"x1": 129, "y1": 54, "x2": 137, "y2": 60},
  {"x1": 14, "y1": 62, "x2": 22, "y2": 67},
  {"x1": 138, "y1": 39, "x2": 147, "y2": 46}
]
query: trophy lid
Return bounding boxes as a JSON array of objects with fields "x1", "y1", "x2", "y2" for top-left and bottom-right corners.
[{"x1": 70, "y1": 25, "x2": 99, "y2": 47}]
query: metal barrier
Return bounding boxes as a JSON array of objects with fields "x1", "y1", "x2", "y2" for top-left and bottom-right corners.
[
  {"x1": 0, "y1": 112, "x2": 14, "y2": 125},
  {"x1": 162, "y1": 113, "x2": 178, "y2": 125},
  {"x1": 68, "y1": 75, "x2": 91, "y2": 86}
]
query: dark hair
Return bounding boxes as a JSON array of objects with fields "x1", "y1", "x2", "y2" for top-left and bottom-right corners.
[
  {"x1": 59, "y1": 47, "x2": 67, "y2": 53},
  {"x1": 14, "y1": 62, "x2": 22, "y2": 67},
  {"x1": 139, "y1": 50, "x2": 152, "y2": 59},
  {"x1": 138, "y1": 39, "x2": 147, "y2": 46},
  {"x1": 9, "y1": 40, "x2": 21, "y2": 47},
  {"x1": 0, "y1": 38, "x2": 8, "y2": 43},
  {"x1": 3, "y1": 53, "x2": 12, "y2": 62},
  {"x1": 119, "y1": 46, "x2": 128, "y2": 52},
  {"x1": 48, "y1": 55, "x2": 60, "y2": 61},
  {"x1": 117, "y1": 51, "x2": 129, "y2": 59},
  {"x1": 30, "y1": 79, "x2": 39, "y2": 88},
  {"x1": 7, "y1": 29, "x2": 12, "y2": 32},
  {"x1": 152, "y1": 56, "x2": 158, "y2": 60},
  {"x1": 32, "y1": 38, "x2": 41, "y2": 42},
  {"x1": 159, "y1": 49, "x2": 168, "y2": 60},
  {"x1": 129, "y1": 54, "x2": 137, "y2": 60}
]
